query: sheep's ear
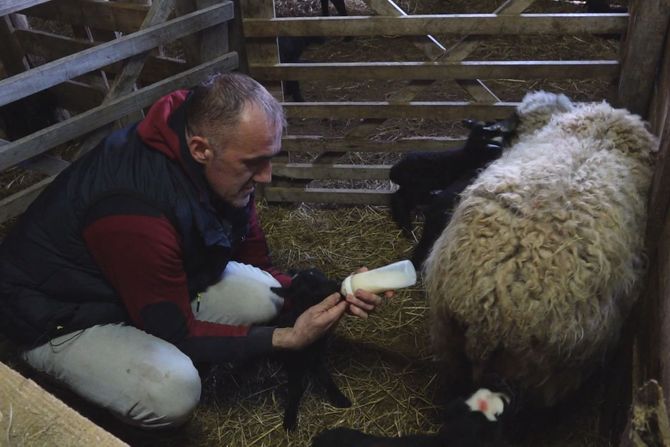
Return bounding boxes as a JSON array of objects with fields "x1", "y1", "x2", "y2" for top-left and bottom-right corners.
[{"x1": 271, "y1": 286, "x2": 289, "y2": 298}]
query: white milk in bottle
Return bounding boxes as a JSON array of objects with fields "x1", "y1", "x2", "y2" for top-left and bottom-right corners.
[{"x1": 341, "y1": 260, "x2": 417, "y2": 295}]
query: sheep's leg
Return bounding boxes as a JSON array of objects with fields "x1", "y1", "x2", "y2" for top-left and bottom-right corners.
[
  {"x1": 313, "y1": 359, "x2": 351, "y2": 407},
  {"x1": 320, "y1": 0, "x2": 330, "y2": 15}
]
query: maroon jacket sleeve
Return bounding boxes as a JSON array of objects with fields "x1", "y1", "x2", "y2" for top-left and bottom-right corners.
[
  {"x1": 232, "y1": 200, "x2": 292, "y2": 288},
  {"x1": 82, "y1": 204, "x2": 275, "y2": 362}
]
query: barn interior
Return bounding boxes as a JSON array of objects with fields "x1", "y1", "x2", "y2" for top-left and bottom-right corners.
[{"x1": 1, "y1": 0, "x2": 670, "y2": 446}]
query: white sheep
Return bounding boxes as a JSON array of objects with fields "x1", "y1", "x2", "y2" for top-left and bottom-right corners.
[{"x1": 423, "y1": 91, "x2": 658, "y2": 407}]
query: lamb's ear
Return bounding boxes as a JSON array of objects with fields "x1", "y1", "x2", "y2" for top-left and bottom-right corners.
[
  {"x1": 271, "y1": 286, "x2": 289, "y2": 298},
  {"x1": 462, "y1": 118, "x2": 483, "y2": 129}
]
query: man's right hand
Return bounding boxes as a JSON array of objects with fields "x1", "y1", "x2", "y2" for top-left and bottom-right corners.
[{"x1": 272, "y1": 293, "x2": 346, "y2": 350}]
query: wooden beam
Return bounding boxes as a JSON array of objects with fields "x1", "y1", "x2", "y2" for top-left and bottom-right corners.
[
  {"x1": 251, "y1": 60, "x2": 619, "y2": 81},
  {"x1": 283, "y1": 101, "x2": 518, "y2": 120},
  {"x1": 0, "y1": 362, "x2": 129, "y2": 446},
  {"x1": 281, "y1": 135, "x2": 466, "y2": 152},
  {"x1": 0, "y1": 0, "x2": 51, "y2": 17},
  {"x1": 264, "y1": 187, "x2": 391, "y2": 205},
  {"x1": 273, "y1": 163, "x2": 390, "y2": 180},
  {"x1": 0, "y1": 1, "x2": 234, "y2": 108},
  {"x1": 365, "y1": 0, "x2": 445, "y2": 60},
  {"x1": 242, "y1": 14, "x2": 629, "y2": 37},
  {"x1": 617, "y1": 0, "x2": 670, "y2": 117},
  {"x1": 0, "y1": 52, "x2": 238, "y2": 172},
  {"x1": 23, "y1": 0, "x2": 149, "y2": 34},
  {"x1": 14, "y1": 29, "x2": 190, "y2": 84}
]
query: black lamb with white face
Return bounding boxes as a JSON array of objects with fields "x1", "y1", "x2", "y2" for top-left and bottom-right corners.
[
  {"x1": 271, "y1": 268, "x2": 351, "y2": 431},
  {"x1": 389, "y1": 117, "x2": 518, "y2": 268}
]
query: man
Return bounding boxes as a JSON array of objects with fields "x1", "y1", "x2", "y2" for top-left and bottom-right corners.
[{"x1": 0, "y1": 72, "x2": 385, "y2": 429}]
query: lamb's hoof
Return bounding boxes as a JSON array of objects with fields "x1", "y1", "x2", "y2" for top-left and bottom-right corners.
[
  {"x1": 330, "y1": 393, "x2": 352, "y2": 408},
  {"x1": 283, "y1": 413, "x2": 298, "y2": 432}
]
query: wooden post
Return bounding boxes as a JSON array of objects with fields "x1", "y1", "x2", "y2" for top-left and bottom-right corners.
[
  {"x1": 617, "y1": 0, "x2": 670, "y2": 117},
  {"x1": 239, "y1": 0, "x2": 279, "y2": 198}
]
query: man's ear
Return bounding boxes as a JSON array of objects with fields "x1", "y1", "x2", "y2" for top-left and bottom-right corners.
[{"x1": 187, "y1": 135, "x2": 213, "y2": 165}]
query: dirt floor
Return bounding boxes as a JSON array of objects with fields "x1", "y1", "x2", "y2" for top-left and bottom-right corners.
[{"x1": 0, "y1": 0, "x2": 634, "y2": 446}]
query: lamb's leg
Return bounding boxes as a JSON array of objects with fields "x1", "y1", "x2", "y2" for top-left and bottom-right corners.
[
  {"x1": 283, "y1": 80, "x2": 305, "y2": 102},
  {"x1": 390, "y1": 189, "x2": 413, "y2": 235},
  {"x1": 330, "y1": 0, "x2": 348, "y2": 16},
  {"x1": 283, "y1": 363, "x2": 308, "y2": 431},
  {"x1": 313, "y1": 359, "x2": 351, "y2": 408}
]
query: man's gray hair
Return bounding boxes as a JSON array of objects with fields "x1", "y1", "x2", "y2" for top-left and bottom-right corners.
[{"x1": 186, "y1": 72, "x2": 286, "y2": 145}]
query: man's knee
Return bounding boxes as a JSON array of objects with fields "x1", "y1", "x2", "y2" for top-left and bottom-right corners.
[{"x1": 130, "y1": 358, "x2": 202, "y2": 429}]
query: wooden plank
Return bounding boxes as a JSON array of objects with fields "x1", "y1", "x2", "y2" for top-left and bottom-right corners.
[
  {"x1": 15, "y1": 29, "x2": 190, "y2": 84},
  {"x1": 0, "y1": 0, "x2": 51, "y2": 17},
  {"x1": 23, "y1": 0, "x2": 149, "y2": 34},
  {"x1": 198, "y1": 0, "x2": 231, "y2": 60},
  {"x1": 242, "y1": 14, "x2": 629, "y2": 37},
  {"x1": 617, "y1": 0, "x2": 670, "y2": 117},
  {"x1": 0, "y1": 362, "x2": 128, "y2": 446},
  {"x1": 620, "y1": 380, "x2": 670, "y2": 446},
  {"x1": 365, "y1": 0, "x2": 445, "y2": 60},
  {"x1": 283, "y1": 101, "x2": 518, "y2": 120},
  {"x1": 273, "y1": 163, "x2": 390, "y2": 180},
  {"x1": 251, "y1": 60, "x2": 619, "y2": 81},
  {"x1": 0, "y1": 2, "x2": 234, "y2": 108},
  {"x1": 240, "y1": 0, "x2": 281, "y2": 105},
  {"x1": 0, "y1": 51, "x2": 239, "y2": 172},
  {"x1": 281, "y1": 135, "x2": 466, "y2": 152},
  {"x1": 20, "y1": 154, "x2": 70, "y2": 176},
  {"x1": 264, "y1": 187, "x2": 391, "y2": 205}
]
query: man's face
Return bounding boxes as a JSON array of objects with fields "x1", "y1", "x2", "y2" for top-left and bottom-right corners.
[{"x1": 196, "y1": 103, "x2": 282, "y2": 208}]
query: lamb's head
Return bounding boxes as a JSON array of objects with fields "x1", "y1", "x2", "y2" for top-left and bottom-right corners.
[
  {"x1": 515, "y1": 90, "x2": 574, "y2": 136},
  {"x1": 272, "y1": 268, "x2": 340, "y2": 314},
  {"x1": 462, "y1": 116, "x2": 519, "y2": 160},
  {"x1": 557, "y1": 101, "x2": 659, "y2": 164}
]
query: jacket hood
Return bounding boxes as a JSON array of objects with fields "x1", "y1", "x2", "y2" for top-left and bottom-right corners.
[{"x1": 137, "y1": 90, "x2": 190, "y2": 161}]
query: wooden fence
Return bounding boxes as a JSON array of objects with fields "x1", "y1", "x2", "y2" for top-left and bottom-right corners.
[
  {"x1": 0, "y1": 0, "x2": 241, "y2": 224},
  {"x1": 240, "y1": 0, "x2": 667, "y2": 206}
]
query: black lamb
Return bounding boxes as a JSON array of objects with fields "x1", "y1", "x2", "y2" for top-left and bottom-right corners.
[
  {"x1": 271, "y1": 268, "x2": 351, "y2": 431},
  {"x1": 311, "y1": 388, "x2": 509, "y2": 447},
  {"x1": 389, "y1": 117, "x2": 517, "y2": 268},
  {"x1": 279, "y1": 36, "x2": 326, "y2": 102},
  {"x1": 321, "y1": 0, "x2": 348, "y2": 16}
]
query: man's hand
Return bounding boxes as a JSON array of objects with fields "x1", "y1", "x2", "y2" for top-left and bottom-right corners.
[
  {"x1": 344, "y1": 267, "x2": 395, "y2": 319},
  {"x1": 272, "y1": 293, "x2": 347, "y2": 350}
]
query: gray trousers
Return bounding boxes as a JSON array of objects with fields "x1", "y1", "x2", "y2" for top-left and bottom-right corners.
[{"x1": 22, "y1": 262, "x2": 284, "y2": 429}]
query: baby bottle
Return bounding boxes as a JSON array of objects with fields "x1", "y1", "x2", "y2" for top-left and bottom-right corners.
[{"x1": 341, "y1": 260, "x2": 417, "y2": 295}]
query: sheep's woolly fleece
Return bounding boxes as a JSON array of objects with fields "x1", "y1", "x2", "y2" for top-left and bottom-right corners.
[{"x1": 423, "y1": 91, "x2": 658, "y2": 404}]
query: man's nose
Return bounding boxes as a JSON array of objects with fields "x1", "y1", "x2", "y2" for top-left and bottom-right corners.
[{"x1": 253, "y1": 161, "x2": 272, "y2": 184}]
